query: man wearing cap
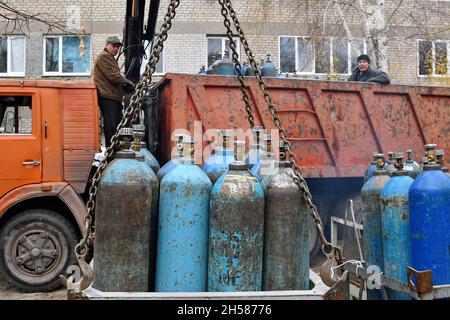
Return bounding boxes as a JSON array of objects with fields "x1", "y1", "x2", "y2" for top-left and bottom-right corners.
[
  {"x1": 93, "y1": 36, "x2": 135, "y2": 148},
  {"x1": 347, "y1": 54, "x2": 390, "y2": 84}
]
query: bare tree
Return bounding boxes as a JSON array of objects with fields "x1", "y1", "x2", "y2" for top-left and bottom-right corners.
[
  {"x1": 322, "y1": 0, "x2": 450, "y2": 72},
  {"x1": 0, "y1": 1, "x2": 72, "y2": 35},
  {"x1": 242, "y1": 0, "x2": 449, "y2": 77}
]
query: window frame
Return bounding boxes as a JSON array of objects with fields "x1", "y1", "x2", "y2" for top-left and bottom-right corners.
[
  {"x1": 42, "y1": 35, "x2": 92, "y2": 76},
  {"x1": 278, "y1": 36, "x2": 366, "y2": 76},
  {"x1": 0, "y1": 94, "x2": 33, "y2": 135},
  {"x1": 206, "y1": 36, "x2": 240, "y2": 69},
  {"x1": 140, "y1": 40, "x2": 165, "y2": 76},
  {"x1": 0, "y1": 36, "x2": 26, "y2": 77},
  {"x1": 417, "y1": 39, "x2": 449, "y2": 77}
]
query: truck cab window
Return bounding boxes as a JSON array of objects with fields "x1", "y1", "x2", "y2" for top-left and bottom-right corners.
[{"x1": 0, "y1": 95, "x2": 32, "y2": 134}]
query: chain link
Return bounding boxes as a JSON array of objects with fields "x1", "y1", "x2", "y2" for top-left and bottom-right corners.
[
  {"x1": 218, "y1": 1, "x2": 255, "y2": 129},
  {"x1": 220, "y1": 0, "x2": 333, "y2": 253},
  {"x1": 74, "y1": 0, "x2": 181, "y2": 260}
]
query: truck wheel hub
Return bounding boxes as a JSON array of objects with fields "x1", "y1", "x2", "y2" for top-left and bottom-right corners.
[{"x1": 12, "y1": 229, "x2": 62, "y2": 276}]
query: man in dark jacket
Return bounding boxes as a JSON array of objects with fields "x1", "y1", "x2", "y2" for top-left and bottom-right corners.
[
  {"x1": 93, "y1": 36, "x2": 134, "y2": 148},
  {"x1": 347, "y1": 54, "x2": 390, "y2": 84}
]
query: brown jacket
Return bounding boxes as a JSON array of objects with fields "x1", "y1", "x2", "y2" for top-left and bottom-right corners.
[{"x1": 93, "y1": 49, "x2": 133, "y2": 101}]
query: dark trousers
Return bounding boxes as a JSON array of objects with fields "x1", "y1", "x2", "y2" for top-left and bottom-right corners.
[{"x1": 98, "y1": 96, "x2": 123, "y2": 148}]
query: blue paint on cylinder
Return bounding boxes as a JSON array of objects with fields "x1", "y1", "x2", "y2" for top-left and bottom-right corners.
[
  {"x1": 403, "y1": 159, "x2": 420, "y2": 179},
  {"x1": 361, "y1": 170, "x2": 390, "y2": 300},
  {"x1": 234, "y1": 63, "x2": 246, "y2": 76},
  {"x1": 245, "y1": 146, "x2": 263, "y2": 170},
  {"x1": 208, "y1": 165, "x2": 265, "y2": 292},
  {"x1": 364, "y1": 161, "x2": 377, "y2": 183},
  {"x1": 139, "y1": 146, "x2": 160, "y2": 174},
  {"x1": 245, "y1": 64, "x2": 256, "y2": 76},
  {"x1": 201, "y1": 148, "x2": 235, "y2": 184},
  {"x1": 211, "y1": 54, "x2": 235, "y2": 76},
  {"x1": 260, "y1": 57, "x2": 277, "y2": 77},
  {"x1": 250, "y1": 155, "x2": 276, "y2": 182},
  {"x1": 155, "y1": 161, "x2": 212, "y2": 292},
  {"x1": 157, "y1": 157, "x2": 181, "y2": 181},
  {"x1": 380, "y1": 174, "x2": 414, "y2": 300},
  {"x1": 409, "y1": 167, "x2": 450, "y2": 285}
]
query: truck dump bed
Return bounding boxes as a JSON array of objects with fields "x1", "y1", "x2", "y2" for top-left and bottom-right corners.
[{"x1": 156, "y1": 73, "x2": 450, "y2": 178}]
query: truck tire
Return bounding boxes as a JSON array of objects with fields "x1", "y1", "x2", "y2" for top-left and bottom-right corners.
[{"x1": 0, "y1": 209, "x2": 77, "y2": 292}]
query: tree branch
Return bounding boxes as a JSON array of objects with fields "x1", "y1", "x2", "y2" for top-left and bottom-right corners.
[{"x1": 0, "y1": 1, "x2": 73, "y2": 35}]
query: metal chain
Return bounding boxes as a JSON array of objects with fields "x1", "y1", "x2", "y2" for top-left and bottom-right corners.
[
  {"x1": 74, "y1": 0, "x2": 180, "y2": 259},
  {"x1": 220, "y1": 0, "x2": 333, "y2": 253},
  {"x1": 218, "y1": 1, "x2": 255, "y2": 129}
]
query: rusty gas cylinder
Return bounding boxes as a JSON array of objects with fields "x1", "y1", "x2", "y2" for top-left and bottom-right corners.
[
  {"x1": 260, "y1": 140, "x2": 309, "y2": 290},
  {"x1": 93, "y1": 128, "x2": 154, "y2": 292},
  {"x1": 208, "y1": 141, "x2": 265, "y2": 292}
]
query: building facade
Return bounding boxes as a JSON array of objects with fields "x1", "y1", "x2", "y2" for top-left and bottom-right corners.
[{"x1": 1, "y1": 0, "x2": 449, "y2": 86}]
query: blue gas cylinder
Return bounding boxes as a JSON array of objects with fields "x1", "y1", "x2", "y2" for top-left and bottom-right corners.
[
  {"x1": 234, "y1": 62, "x2": 247, "y2": 76},
  {"x1": 245, "y1": 126, "x2": 264, "y2": 169},
  {"x1": 157, "y1": 133, "x2": 186, "y2": 181},
  {"x1": 384, "y1": 152, "x2": 396, "y2": 176},
  {"x1": 403, "y1": 149, "x2": 420, "y2": 179},
  {"x1": 155, "y1": 137, "x2": 212, "y2": 292},
  {"x1": 93, "y1": 128, "x2": 155, "y2": 292},
  {"x1": 364, "y1": 153, "x2": 378, "y2": 183},
  {"x1": 361, "y1": 153, "x2": 390, "y2": 300},
  {"x1": 202, "y1": 130, "x2": 235, "y2": 184},
  {"x1": 131, "y1": 125, "x2": 160, "y2": 289},
  {"x1": 250, "y1": 133, "x2": 274, "y2": 181},
  {"x1": 211, "y1": 50, "x2": 235, "y2": 76},
  {"x1": 157, "y1": 157, "x2": 181, "y2": 181},
  {"x1": 260, "y1": 54, "x2": 277, "y2": 77},
  {"x1": 208, "y1": 141, "x2": 265, "y2": 292},
  {"x1": 245, "y1": 61, "x2": 257, "y2": 76},
  {"x1": 409, "y1": 144, "x2": 450, "y2": 286},
  {"x1": 131, "y1": 125, "x2": 160, "y2": 174},
  {"x1": 380, "y1": 153, "x2": 413, "y2": 300}
]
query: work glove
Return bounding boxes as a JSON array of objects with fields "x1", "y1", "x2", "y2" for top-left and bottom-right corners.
[{"x1": 122, "y1": 82, "x2": 135, "y2": 94}]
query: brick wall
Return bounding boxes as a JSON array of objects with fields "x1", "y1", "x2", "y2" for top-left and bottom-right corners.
[{"x1": 0, "y1": 0, "x2": 449, "y2": 86}]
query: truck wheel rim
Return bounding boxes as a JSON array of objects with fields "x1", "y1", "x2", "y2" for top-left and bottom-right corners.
[{"x1": 10, "y1": 228, "x2": 62, "y2": 278}]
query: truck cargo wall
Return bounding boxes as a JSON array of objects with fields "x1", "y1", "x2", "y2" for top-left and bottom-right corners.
[{"x1": 156, "y1": 73, "x2": 450, "y2": 179}]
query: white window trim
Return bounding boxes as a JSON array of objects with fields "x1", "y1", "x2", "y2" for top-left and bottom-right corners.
[
  {"x1": 417, "y1": 39, "x2": 449, "y2": 78},
  {"x1": 141, "y1": 40, "x2": 164, "y2": 76},
  {"x1": 42, "y1": 35, "x2": 92, "y2": 76},
  {"x1": 0, "y1": 36, "x2": 26, "y2": 77},
  {"x1": 278, "y1": 36, "x2": 366, "y2": 76},
  {"x1": 206, "y1": 36, "x2": 240, "y2": 69}
]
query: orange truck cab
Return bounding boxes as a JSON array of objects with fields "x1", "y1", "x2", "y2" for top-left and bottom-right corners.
[{"x1": 0, "y1": 80, "x2": 99, "y2": 291}]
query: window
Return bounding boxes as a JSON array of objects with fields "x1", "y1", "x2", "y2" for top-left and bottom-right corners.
[
  {"x1": 279, "y1": 36, "x2": 366, "y2": 75},
  {"x1": 140, "y1": 40, "x2": 164, "y2": 75},
  {"x1": 0, "y1": 96, "x2": 32, "y2": 134},
  {"x1": 207, "y1": 36, "x2": 240, "y2": 68},
  {"x1": 43, "y1": 35, "x2": 91, "y2": 75},
  {"x1": 0, "y1": 36, "x2": 26, "y2": 76},
  {"x1": 418, "y1": 40, "x2": 448, "y2": 76}
]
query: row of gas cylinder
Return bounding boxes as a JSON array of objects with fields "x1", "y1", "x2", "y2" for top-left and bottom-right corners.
[
  {"x1": 92, "y1": 125, "x2": 310, "y2": 293},
  {"x1": 200, "y1": 52, "x2": 279, "y2": 77},
  {"x1": 361, "y1": 145, "x2": 450, "y2": 300}
]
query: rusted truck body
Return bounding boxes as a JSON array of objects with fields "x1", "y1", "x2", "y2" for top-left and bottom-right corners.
[
  {"x1": 153, "y1": 73, "x2": 450, "y2": 246},
  {"x1": 157, "y1": 73, "x2": 449, "y2": 176}
]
